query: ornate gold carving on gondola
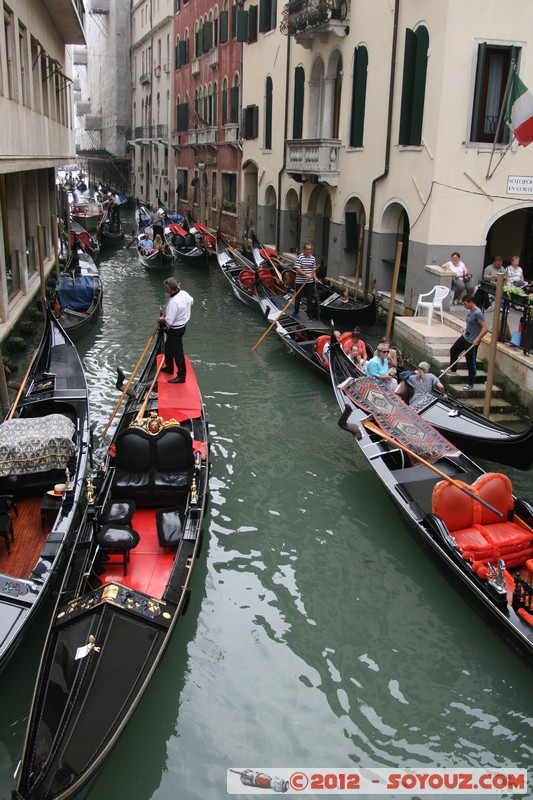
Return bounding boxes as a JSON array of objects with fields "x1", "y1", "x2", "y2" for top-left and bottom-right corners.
[
  {"x1": 131, "y1": 411, "x2": 181, "y2": 435},
  {"x1": 86, "y1": 478, "x2": 95, "y2": 504},
  {"x1": 102, "y1": 584, "x2": 120, "y2": 602}
]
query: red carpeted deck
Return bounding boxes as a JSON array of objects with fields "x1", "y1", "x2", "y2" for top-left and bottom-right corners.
[
  {"x1": 101, "y1": 508, "x2": 175, "y2": 598},
  {"x1": 156, "y1": 355, "x2": 202, "y2": 422}
]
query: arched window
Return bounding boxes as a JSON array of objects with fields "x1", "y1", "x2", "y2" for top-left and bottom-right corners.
[
  {"x1": 399, "y1": 25, "x2": 429, "y2": 146},
  {"x1": 293, "y1": 65, "x2": 305, "y2": 139},
  {"x1": 265, "y1": 76, "x2": 273, "y2": 149},
  {"x1": 222, "y1": 77, "x2": 228, "y2": 125},
  {"x1": 213, "y1": 81, "x2": 218, "y2": 125},
  {"x1": 230, "y1": 73, "x2": 239, "y2": 124}
]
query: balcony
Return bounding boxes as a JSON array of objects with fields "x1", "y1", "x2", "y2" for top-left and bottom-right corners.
[
  {"x1": 224, "y1": 124, "x2": 239, "y2": 143},
  {"x1": 154, "y1": 66, "x2": 161, "y2": 78},
  {"x1": 153, "y1": 167, "x2": 160, "y2": 176},
  {"x1": 76, "y1": 101, "x2": 91, "y2": 115},
  {"x1": 134, "y1": 126, "x2": 144, "y2": 139},
  {"x1": 188, "y1": 127, "x2": 217, "y2": 145},
  {"x1": 87, "y1": 0, "x2": 110, "y2": 12},
  {"x1": 139, "y1": 72, "x2": 151, "y2": 85},
  {"x1": 209, "y1": 49, "x2": 218, "y2": 68},
  {"x1": 191, "y1": 58, "x2": 200, "y2": 76},
  {"x1": 156, "y1": 124, "x2": 169, "y2": 139},
  {"x1": 163, "y1": 62, "x2": 171, "y2": 73},
  {"x1": 285, "y1": 138, "x2": 341, "y2": 186},
  {"x1": 282, "y1": 0, "x2": 349, "y2": 46},
  {"x1": 72, "y1": 47, "x2": 87, "y2": 65}
]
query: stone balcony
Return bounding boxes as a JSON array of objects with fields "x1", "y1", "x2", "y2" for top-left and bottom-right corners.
[
  {"x1": 285, "y1": 138, "x2": 341, "y2": 185},
  {"x1": 283, "y1": 0, "x2": 349, "y2": 47}
]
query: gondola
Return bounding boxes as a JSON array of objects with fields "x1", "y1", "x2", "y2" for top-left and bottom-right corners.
[
  {"x1": 331, "y1": 338, "x2": 533, "y2": 471},
  {"x1": 188, "y1": 218, "x2": 217, "y2": 255},
  {"x1": 168, "y1": 223, "x2": 209, "y2": 266},
  {"x1": 15, "y1": 324, "x2": 209, "y2": 800},
  {"x1": 251, "y1": 231, "x2": 377, "y2": 328},
  {"x1": 97, "y1": 207, "x2": 125, "y2": 246},
  {"x1": 215, "y1": 231, "x2": 286, "y2": 309},
  {"x1": 66, "y1": 219, "x2": 100, "y2": 260},
  {"x1": 0, "y1": 310, "x2": 90, "y2": 671},
  {"x1": 255, "y1": 276, "x2": 333, "y2": 381},
  {"x1": 329, "y1": 339, "x2": 533, "y2": 665},
  {"x1": 51, "y1": 249, "x2": 103, "y2": 334},
  {"x1": 136, "y1": 232, "x2": 174, "y2": 269}
]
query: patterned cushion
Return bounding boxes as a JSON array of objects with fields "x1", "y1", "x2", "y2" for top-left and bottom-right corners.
[{"x1": 0, "y1": 415, "x2": 76, "y2": 477}]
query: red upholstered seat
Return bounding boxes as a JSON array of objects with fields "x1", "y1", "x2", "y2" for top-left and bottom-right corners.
[
  {"x1": 432, "y1": 473, "x2": 533, "y2": 570},
  {"x1": 257, "y1": 267, "x2": 275, "y2": 290},
  {"x1": 315, "y1": 335, "x2": 330, "y2": 361},
  {"x1": 239, "y1": 269, "x2": 255, "y2": 292},
  {"x1": 283, "y1": 270, "x2": 295, "y2": 289},
  {"x1": 339, "y1": 332, "x2": 353, "y2": 354}
]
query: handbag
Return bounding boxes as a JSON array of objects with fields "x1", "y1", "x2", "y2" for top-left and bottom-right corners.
[{"x1": 464, "y1": 273, "x2": 473, "y2": 282}]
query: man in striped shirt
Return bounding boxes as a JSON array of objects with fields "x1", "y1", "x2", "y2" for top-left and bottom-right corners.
[{"x1": 294, "y1": 243, "x2": 317, "y2": 317}]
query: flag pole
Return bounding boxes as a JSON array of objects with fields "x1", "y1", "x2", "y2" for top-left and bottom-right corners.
[{"x1": 486, "y1": 61, "x2": 516, "y2": 180}]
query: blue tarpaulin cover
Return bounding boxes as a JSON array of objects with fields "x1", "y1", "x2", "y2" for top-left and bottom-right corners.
[{"x1": 57, "y1": 275, "x2": 95, "y2": 310}]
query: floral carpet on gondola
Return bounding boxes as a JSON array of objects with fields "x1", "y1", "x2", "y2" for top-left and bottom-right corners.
[{"x1": 342, "y1": 377, "x2": 459, "y2": 461}]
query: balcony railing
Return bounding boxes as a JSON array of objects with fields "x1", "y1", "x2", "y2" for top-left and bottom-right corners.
[
  {"x1": 140, "y1": 72, "x2": 151, "y2": 85},
  {"x1": 224, "y1": 124, "x2": 239, "y2": 143},
  {"x1": 209, "y1": 49, "x2": 218, "y2": 68},
  {"x1": 134, "y1": 126, "x2": 144, "y2": 139},
  {"x1": 154, "y1": 66, "x2": 161, "y2": 77},
  {"x1": 188, "y1": 126, "x2": 217, "y2": 145},
  {"x1": 285, "y1": 138, "x2": 341, "y2": 186},
  {"x1": 191, "y1": 58, "x2": 200, "y2": 76},
  {"x1": 163, "y1": 62, "x2": 171, "y2": 73},
  {"x1": 281, "y1": 0, "x2": 348, "y2": 43}
]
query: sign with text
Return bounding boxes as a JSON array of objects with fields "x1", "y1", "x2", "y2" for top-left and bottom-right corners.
[{"x1": 507, "y1": 175, "x2": 533, "y2": 194}]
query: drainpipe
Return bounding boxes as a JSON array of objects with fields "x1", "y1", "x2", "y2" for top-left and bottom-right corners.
[
  {"x1": 276, "y1": 31, "x2": 291, "y2": 252},
  {"x1": 364, "y1": 0, "x2": 400, "y2": 294}
]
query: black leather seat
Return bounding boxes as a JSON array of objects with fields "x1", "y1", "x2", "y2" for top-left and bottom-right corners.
[
  {"x1": 102, "y1": 500, "x2": 136, "y2": 527},
  {"x1": 96, "y1": 524, "x2": 140, "y2": 577},
  {"x1": 155, "y1": 507, "x2": 183, "y2": 547}
]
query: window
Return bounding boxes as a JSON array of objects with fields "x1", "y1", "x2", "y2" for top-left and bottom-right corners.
[
  {"x1": 291, "y1": 65, "x2": 305, "y2": 139},
  {"x1": 471, "y1": 44, "x2": 518, "y2": 144},
  {"x1": 177, "y1": 102, "x2": 189, "y2": 131},
  {"x1": 259, "y1": 0, "x2": 276, "y2": 33},
  {"x1": 177, "y1": 168, "x2": 188, "y2": 199},
  {"x1": 399, "y1": 25, "x2": 429, "y2": 146},
  {"x1": 220, "y1": 4, "x2": 229, "y2": 42},
  {"x1": 222, "y1": 77, "x2": 228, "y2": 124},
  {"x1": 230, "y1": 75, "x2": 239, "y2": 124},
  {"x1": 222, "y1": 172, "x2": 237, "y2": 211},
  {"x1": 248, "y1": 6, "x2": 258, "y2": 42},
  {"x1": 349, "y1": 45, "x2": 368, "y2": 148},
  {"x1": 212, "y1": 172, "x2": 217, "y2": 207},
  {"x1": 243, "y1": 104, "x2": 259, "y2": 139},
  {"x1": 264, "y1": 76, "x2": 272, "y2": 148}
]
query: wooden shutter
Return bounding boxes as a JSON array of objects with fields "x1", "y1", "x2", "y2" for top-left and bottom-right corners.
[
  {"x1": 220, "y1": 10, "x2": 229, "y2": 42},
  {"x1": 248, "y1": 5, "x2": 258, "y2": 42},
  {"x1": 410, "y1": 26, "x2": 429, "y2": 146},
  {"x1": 345, "y1": 212, "x2": 358, "y2": 251},
  {"x1": 399, "y1": 28, "x2": 417, "y2": 145},
  {"x1": 350, "y1": 46, "x2": 367, "y2": 148},
  {"x1": 203, "y1": 21, "x2": 213, "y2": 52},
  {"x1": 292, "y1": 65, "x2": 304, "y2": 139},
  {"x1": 177, "y1": 103, "x2": 189, "y2": 131},
  {"x1": 230, "y1": 85, "x2": 239, "y2": 123},
  {"x1": 236, "y1": 9, "x2": 248, "y2": 42},
  {"x1": 265, "y1": 76, "x2": 273, "y2": 149},
  {"x1": 259, "y1": 0, "x2": 271, "y2": 33}
]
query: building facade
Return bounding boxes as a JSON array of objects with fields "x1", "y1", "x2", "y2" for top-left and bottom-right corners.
[
  {"x1": 241, "y1": 0, "x2": 533, "y2": 306},
  {"x1": 172, "y1": 0, "x2": 243, "y2": 236},
  {"x1": 72, "y1": 0, "x2": 132, "y2": 195},
  {"x1": 0, "y1": 0, "x2": 84, "y2": 338},
  {"x1": 130, "y1": 0, "x2": 176, "y2": 209}
]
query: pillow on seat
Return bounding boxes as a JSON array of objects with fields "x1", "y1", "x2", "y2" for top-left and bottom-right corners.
[{"x1": 155, "y1": 507, "x2": 183, "y2": 547}]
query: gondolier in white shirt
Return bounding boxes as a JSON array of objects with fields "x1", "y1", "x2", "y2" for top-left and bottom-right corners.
[
  {"x1": 293, "y1": 242, "x2": 317, "y2": 318},
  {"x1": 159, "y1": 277, "x2": 194, "y2": 384}
]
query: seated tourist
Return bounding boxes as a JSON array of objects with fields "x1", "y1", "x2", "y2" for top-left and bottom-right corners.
[{"x1": 365, "y1": 343, "x2": 398, "y2": 390}]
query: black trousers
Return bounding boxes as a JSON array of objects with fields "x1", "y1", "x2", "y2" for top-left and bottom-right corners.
[
  {"x1": 449, "y1": 334, "x2": 477, "y2": 384},
  {"x1": 165, "y1": 325, "x2": 187, "y2": 377},
  {"x1": 294, "y1": 281, "x2": 316, "y2": 316}
]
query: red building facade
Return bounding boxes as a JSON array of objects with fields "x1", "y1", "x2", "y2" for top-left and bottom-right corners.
[{"x1": 173, "y1": 0, "x2": 243, "y2": 237}]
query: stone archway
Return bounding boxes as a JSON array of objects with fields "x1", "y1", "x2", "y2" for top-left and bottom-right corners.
[
  {"x1": 262, "y1": 184, "x2": 277, "y2": 245},
  {"x1": 484, "y1": 204, "x2": 533, "y2": 279},
  {"x1": 341, "y1": 196, "x2": 366, "y2": 282},
  {"x1": 242, "y1": 160, "x2": 258, "y2": 239},
  {"x1": 306, "y1": 185, "x2": 332, "y2": 269},
  {"x1": 283, "y1": 187, "x2": 300, "y2": 253},
  {"x1": 378, "y1": 202, "x2": 410, "y2": 294}
]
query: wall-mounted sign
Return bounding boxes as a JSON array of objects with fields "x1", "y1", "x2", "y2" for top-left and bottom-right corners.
[{"x1": 507, "y1": 175, "x2": 533, "y2": 194}]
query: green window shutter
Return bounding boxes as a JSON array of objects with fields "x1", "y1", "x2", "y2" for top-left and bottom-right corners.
[
  {"x1": 259, "y1": 0, "x2": 271, "y2": 33},
  {"x1": 350, "y1": 46, "x2": 368, "y2": 147},
  {"x1": 248, "y1": 5, "x2": 258, "y2": 42},
  {"x1": 345, "y1": 212, "x2": 359, "y2": 251},
  {"x1": 252, "y1": 104, "x2": 259, "y2": 137},
  {"x1": 399, "y1": 28, "x2": 417, "y2": 145},
  {"x1": 236, "y1": 9, "x2": 248, "y2": 42},
  {"x1": 243, "y1": 105, "x2": 259, "y2": 139},
  {"x1": 195, "y1": 30, "x2": 200, "y2": 58},
  {"x1": 265, "y1": 76, "x2": 273, "y2": 149},
  {"x1": 184, "y1": 39, "x2": 189, "y2": 65},
  {"x1": 178, "y1": 40, "x2": 187, "y2": 67},
  {"x1": 222, "y1": 86, "x2": 228, "y2": 125},
  {"x1": 220, "y1": 10, "x2": 229, "y2": 42},
  {"x1": 175, "y1": 42, "x2": 179, "y2": 69},
  {"x1": 230, "y1": 85, "x2": 239, "y2": 123},
  {"x1": 292, "y1": 65, "x2": 304, "y2": 139},
  {"x1": 410, "y1": 26, "x2": 429, "y2": 146},
  {"x1": 177, "y1": 103, "x2": 189, "y2": 131},
  {"x1": 231, "y1": 5, "x2": 237, "y2": 38},
  {"x1": 203, "y1": 21, "x2": 213, "y2": 52},
  {"x1": 470, "y1": 43, "x2": 486, "y2": 141}
]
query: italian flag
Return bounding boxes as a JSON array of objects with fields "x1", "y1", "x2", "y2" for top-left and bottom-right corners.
[{"x1": 506, "y1": 73, "x2": 533, "y2": 146}]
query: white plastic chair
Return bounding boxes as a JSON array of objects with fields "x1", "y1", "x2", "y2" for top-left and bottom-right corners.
[{"x1": 414, "y1": 285, "x2": 450, "y2": 326}]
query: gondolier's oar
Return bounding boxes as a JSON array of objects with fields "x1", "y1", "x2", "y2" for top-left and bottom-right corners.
[
  {"x1": 437, "y1": 331, "x2": 491, "y2": 380},
  {"x1": 258, "y1": 246, "x2": 283, "y2": 283},
  {"x1": 251, "y1": 278, "x2": 310, "y2": 351},
  {"x1": 101, "y1": 324, "x2": 159, "y2": 438},
  {"x1": 360, "y1": 417, "x2": 503, "y2": 517},
  {"x1": 135, "y1": 358, "x2": 165, "y2": 421},
  {"x1": 6, "y1": 348, "x2": 39, "y2": 420}
]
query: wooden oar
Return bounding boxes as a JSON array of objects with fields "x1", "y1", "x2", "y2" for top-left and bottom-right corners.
[
  {"x1": 437, "y1": 331, "x2": 491, "y2": 379},
  {"x1": 6, "y1": 348, "x2": 39, "y2": 420},
  {"x1": 101, "y1": 324, "x2": 159, "y2": 438},
  {"x1": 361, "y1": 418, "x2": 503, "y2": 517},
  {"x1": 135, "y1": 358, "x2": 165, "y2": 421},
  {"x1": 251, "y1": 279, "x2": 310, "y2": 351},
  {"x1": 258, "y1": 245, "x2": 283, "y2": 283}
]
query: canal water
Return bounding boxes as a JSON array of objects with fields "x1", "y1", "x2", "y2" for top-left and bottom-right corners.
[{"x1": 0, "y1": 218, "x2": 532, "y2": 800}]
